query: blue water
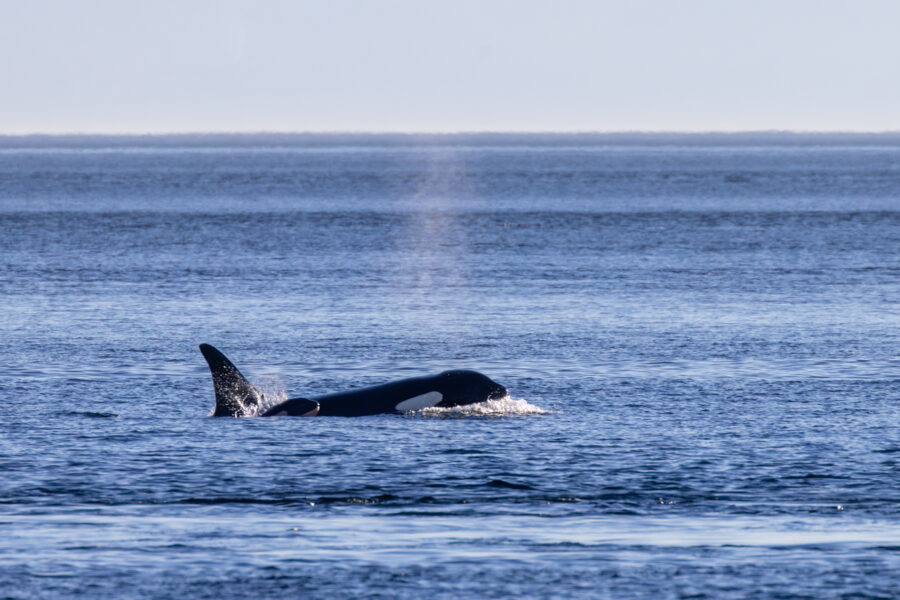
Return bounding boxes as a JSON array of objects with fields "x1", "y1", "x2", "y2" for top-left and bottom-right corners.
[{"x1": 2, "y1": 134, "x2": 900, "y2": 599}]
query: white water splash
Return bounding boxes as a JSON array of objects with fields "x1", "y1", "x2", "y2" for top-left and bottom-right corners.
[
  {"x1": 249, "y1": 376, "x2": 289, "y2": 417},
  {"x1": 206, "y1": 375, "x2": 289, "y2": 418},
  {"x1": 411, "y1": 396, "x2": 549, "y2": 418}
]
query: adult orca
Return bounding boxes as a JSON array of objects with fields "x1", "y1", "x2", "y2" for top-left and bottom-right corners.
[{"x1": 199, "y1": 343, "x2": 508, "y2": 417}]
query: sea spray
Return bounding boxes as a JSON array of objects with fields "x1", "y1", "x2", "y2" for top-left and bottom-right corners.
[
  {"x1": 251, "y1": 376, "x2": 289, "y2": 417},
  {"x1": 412, "y1": 396, "x2": 550, "y2": 418}
]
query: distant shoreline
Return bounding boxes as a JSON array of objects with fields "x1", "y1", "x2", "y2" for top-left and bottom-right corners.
[{"x1": 2, "y1": 131, "x2": 900, "y2": 148}]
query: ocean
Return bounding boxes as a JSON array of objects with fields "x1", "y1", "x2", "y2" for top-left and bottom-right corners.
[{"x1": 2, "y1": 133, "x2": 899, "y2": 598}]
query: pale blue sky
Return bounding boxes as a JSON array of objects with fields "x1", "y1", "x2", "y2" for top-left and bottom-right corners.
[{"x1": 2, "y1": 0, "x2": 898, "y2": 133}]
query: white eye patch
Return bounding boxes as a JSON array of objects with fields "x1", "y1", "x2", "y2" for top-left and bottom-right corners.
[{"x1": 396, "y1": 391, "x2": 443, "y2": 412}]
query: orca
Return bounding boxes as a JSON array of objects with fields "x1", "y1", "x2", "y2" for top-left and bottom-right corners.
[{"x1": 199, "y1": 343, "x2": 508, "y2": 417}]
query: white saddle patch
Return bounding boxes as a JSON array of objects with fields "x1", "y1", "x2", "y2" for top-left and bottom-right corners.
[{"x1": 396, "y1": 391, "x2": 443, "y2": 412}]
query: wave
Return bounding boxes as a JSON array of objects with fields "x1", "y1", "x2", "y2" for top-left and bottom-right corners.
[
  {"x1": 60, "y1": 411, "x2": 119, "y2": 418},
  {"x1": 411, "y1": 396, "x2": 550, "y2": 418}
]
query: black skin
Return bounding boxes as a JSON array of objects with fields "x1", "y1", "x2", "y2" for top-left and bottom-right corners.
[
  {"x1": 200, "y1": 344, "x2": 507, "y2": 417},
  {"x1": 267, "y1": 370, "x2": 508, "y2": 417}
]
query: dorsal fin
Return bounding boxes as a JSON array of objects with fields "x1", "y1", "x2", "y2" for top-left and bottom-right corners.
[{"x1": 199, "y1": 344, "x2": 262, "y2": 417}]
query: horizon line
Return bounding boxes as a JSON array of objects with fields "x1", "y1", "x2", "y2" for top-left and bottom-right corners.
[{"x1": 4, "y1": 129, "x2": 900, "y2": 137}]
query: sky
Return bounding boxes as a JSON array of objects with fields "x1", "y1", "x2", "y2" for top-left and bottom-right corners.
[{"x1": 1, "y1": 0, "x2": 899, "y2": 134}]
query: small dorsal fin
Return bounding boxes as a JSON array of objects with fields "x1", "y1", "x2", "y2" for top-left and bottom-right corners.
[{"x1": 199, "y1": 344, "x2": 262, "y2": 417}]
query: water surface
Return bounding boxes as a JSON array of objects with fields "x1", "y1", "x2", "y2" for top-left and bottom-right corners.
[{"x1": 2, "y1": 134, "x2": 899, "y2": 598}]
